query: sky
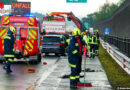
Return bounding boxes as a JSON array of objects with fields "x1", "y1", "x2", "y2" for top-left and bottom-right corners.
[{"x1": 18, "y1": 0, "x2": 120, "y2": 18}]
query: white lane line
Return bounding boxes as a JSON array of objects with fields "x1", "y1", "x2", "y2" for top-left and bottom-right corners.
[{"x1": 37, "y1": 63, "x2": 59, "y2": 87}]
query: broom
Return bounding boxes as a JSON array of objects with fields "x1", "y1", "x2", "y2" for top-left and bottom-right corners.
[{"x1": 77, "y1": 45, "x2": 92, "y2": 87}]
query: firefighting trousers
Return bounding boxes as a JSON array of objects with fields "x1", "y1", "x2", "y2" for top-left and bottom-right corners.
[
  {"x1": 69, "y1": 56, "x2": 82, "y2": 85},
  {"x1": 90, "y1": 44, "x2": 97, "y2": 58},
  {"x1": 4, "y1": 57, "x2": 14, "y2": 68},
  {"x1": 95, "y1": 44, "x2": 99, "y2": 55}
]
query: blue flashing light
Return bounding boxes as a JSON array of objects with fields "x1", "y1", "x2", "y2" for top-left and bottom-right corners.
[
  {"x1": 4, "y1": 14, "x2": 13, "y2": 16},
  {"x1": 26, "y1": 14, "x2": 35, "y2": 17}
]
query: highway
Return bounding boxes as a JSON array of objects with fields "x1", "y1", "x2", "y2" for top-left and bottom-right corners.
[{"x1": 0, "y1": 54, "x2": 112, "y2": 90}]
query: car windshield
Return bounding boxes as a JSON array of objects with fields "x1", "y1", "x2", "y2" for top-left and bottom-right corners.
[{"x1": 43, "y1": 36, "x2": 60, "y2": 42}]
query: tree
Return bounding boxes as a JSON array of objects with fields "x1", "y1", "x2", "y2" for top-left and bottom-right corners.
[
  {"x1": 81, "y1": 3, "x2": 119, "y2": 28},
  {"x1": 81, "y1": 13, "x2": 95, "y2": 28}
]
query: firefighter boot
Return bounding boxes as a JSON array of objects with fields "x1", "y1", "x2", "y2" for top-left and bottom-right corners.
[
  {"x1": 70, "y1": 81, "x2": 78, "y2": 89},
  {"x1": 3, "y1": 61, "x2": 12, "y2": 73},
  {"x1": 76, "y1": 79, "x2": 81, "y2": 84},
  {"x1": 70, "y1": 84, "x2": 77, "y2": 89}
]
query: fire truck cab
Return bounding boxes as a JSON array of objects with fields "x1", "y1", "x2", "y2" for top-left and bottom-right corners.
[{"x1": 0, "y1": 14, "x2": 42, "y2": 63}]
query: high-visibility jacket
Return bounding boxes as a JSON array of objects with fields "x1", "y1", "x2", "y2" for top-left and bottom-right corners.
[
  {"x1": 66, "y1": 38, "x2": 70, "y2": 45},
  {"x1": 89, "y1": 34, "x2": 98, "y2": 44},
  {"x1": 83, "y1": 35, "x2": 90, "y2": 46},
  {"x1": 4, "y1": 30, "x2": 15, "y2": 57}
]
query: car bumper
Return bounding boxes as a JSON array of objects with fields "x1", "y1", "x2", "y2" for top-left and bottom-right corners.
[{"x1": 42, "y1": 48, "x2": 62, "y2": 53}]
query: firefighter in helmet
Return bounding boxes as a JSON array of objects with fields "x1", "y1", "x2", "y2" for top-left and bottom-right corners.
[
  {"x1": 89, "y1": 31, "x2": 98, "y2": 58},
  {"x1": 95, "y1": 29, "x2": 100, "y2": 55},
  {"x1": 83, "y1": 30, "x2": 90, "y2": 56},
  {"x1": 68, "y1": 28, "x2": 86, "y2": 89},
  {"x1": 3, "y1": 26, "x2": 16, "y2": 73}
]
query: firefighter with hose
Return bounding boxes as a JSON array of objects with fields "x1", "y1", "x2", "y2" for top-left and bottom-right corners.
[
  {"x1": 68, "y1": 28, "x2": 86, "y2": 89},
  {"x1": 3, "y1": 26, "x2": 16, "y2": 73}
]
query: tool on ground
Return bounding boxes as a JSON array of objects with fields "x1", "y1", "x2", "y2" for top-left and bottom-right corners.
[
  {"x1": 60, "y1": 74, "x2": 84, "y2": 79},
  {"x1": 43, "y1": 62, "x2": 47, "y2": 65},
  {"x1": 77, "y1": 46, "x2": 92, "y2": 87}
]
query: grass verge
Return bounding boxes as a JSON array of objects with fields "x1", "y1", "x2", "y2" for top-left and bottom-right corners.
[{"x1": 99, "y1": 44, "x2": 130, "y2": 90}]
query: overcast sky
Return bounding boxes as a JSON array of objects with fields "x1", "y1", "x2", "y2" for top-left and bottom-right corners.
[{"x1": 18, "y1": 0, "x2": 120, "y2": 18}]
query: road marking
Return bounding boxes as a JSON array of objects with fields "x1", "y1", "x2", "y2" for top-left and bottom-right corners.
[{"x1": 26, "y1": 58, "x2": 60, "y2": 90}]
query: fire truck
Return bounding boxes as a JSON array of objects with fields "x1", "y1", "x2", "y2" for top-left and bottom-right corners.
[
  {"x1": 0, "y1": 14, "x2": 42, "y2": 63},
  {"x1": 42, "y1": 12, "x2": 86, "y2": 34}
]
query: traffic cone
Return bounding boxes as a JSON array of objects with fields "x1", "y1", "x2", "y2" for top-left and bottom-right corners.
[{"x1": 43, "y1": 62, "x2": 47, "y2": 65}]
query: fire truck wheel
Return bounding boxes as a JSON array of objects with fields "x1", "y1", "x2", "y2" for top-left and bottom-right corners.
[{"x1": 37, "y1": 54, "x2": 41, "y2": 62}]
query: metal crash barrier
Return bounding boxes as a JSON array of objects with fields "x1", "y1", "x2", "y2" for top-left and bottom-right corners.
[{"x1": 100, "y1": 38, "x2": 130, "y2": 75}]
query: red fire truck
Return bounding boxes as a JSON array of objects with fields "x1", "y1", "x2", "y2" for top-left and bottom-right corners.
[{"x1": 0, "y1": 14, "x2": 42, "y2": 63}]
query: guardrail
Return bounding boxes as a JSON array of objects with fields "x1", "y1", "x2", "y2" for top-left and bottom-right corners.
[{"x1": 100, "y1": 38, "x2": 130, "y2": 75}]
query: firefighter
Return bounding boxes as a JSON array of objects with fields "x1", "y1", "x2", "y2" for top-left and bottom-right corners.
[
  {"x1": 95, "y1": 29, "x2": 100, "y2": 55},
  {"x1": 89, "y1": 31, "x2": 98, "y2": 58},
  {"x1": 3, "y1": 26, "x2": 16, "y2": 73},
  {"x1": 83, "y1": 30, "x2": 90, "y2": 56},
  {"x1": 68, "y1": 28, "x2": 85, "y2": 89}
]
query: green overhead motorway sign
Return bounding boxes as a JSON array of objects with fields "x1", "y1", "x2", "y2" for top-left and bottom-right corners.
[{"x1": 66, "y1": 0, "x2": 87, "y2": 3}]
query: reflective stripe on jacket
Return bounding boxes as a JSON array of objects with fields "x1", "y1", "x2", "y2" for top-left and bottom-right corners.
[{"x1": 4, "y1": 30, "x2": 15, "y2": 57}]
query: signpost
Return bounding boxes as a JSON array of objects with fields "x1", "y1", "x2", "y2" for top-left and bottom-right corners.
[
  {"x1": 11, "y1": 2, "x2": 31, "y2": 16},
  {"x1": 84, "y1": 22, "x2": 88, "y2": 29},
  {"x1": 66, "y1": 0, "x2": 87, "y2": 3},
  {"x1": 105, "y1": 28, "x2": 109, "y2": 35},
  {"x1": 89, "y1": 27, "x2": 93, "y2": 34}
]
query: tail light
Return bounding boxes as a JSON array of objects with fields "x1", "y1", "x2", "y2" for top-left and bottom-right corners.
[{"x1": 56, "y1": 43, "x2": 62, "y2": 46}]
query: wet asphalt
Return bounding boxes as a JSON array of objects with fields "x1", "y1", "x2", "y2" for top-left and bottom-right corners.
[{"x1": 0, "y1": 54, "x2": 112, "y2": 90}]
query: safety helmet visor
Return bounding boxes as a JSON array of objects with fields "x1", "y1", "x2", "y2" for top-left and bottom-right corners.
[{"x1": 72, "y1": 28, "x2": 81, "y2": 36}]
